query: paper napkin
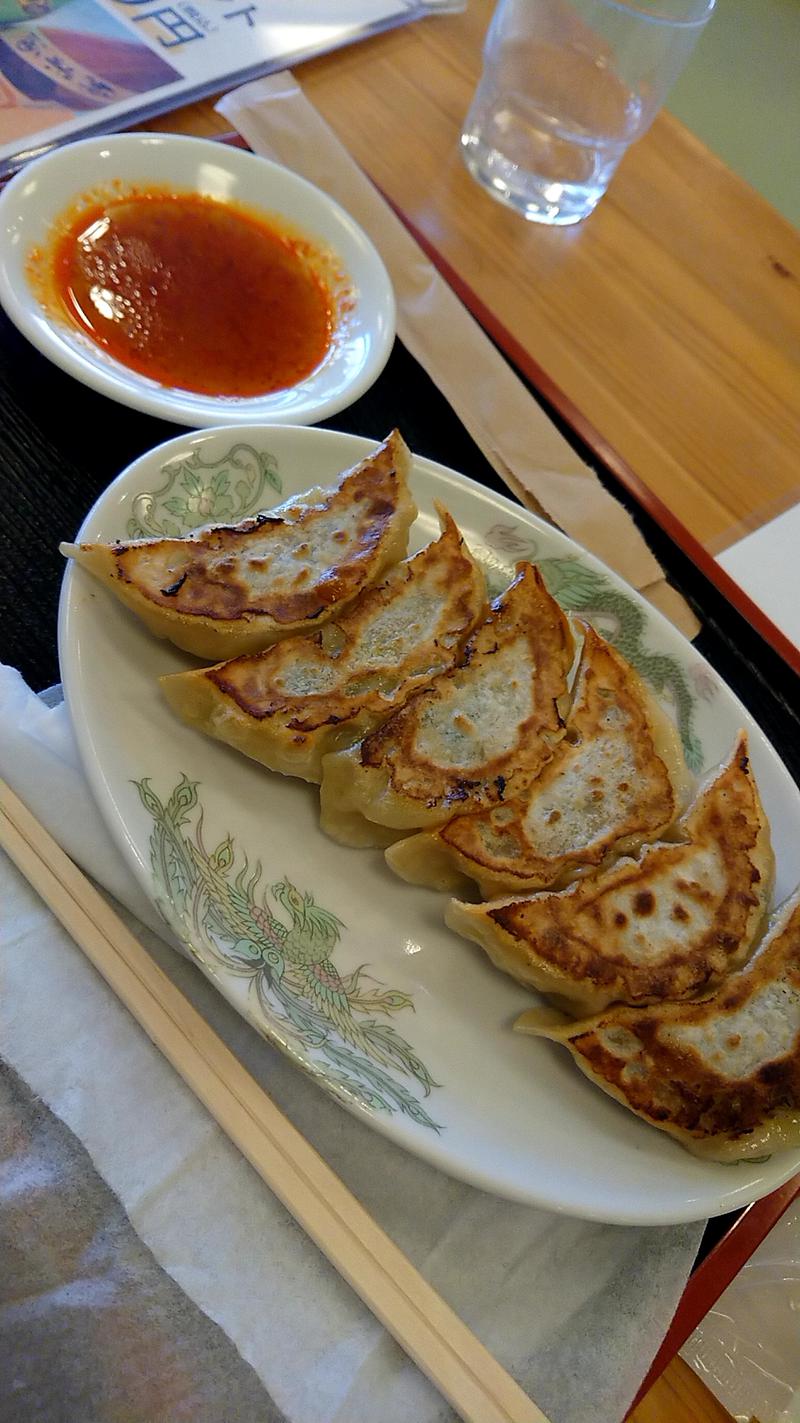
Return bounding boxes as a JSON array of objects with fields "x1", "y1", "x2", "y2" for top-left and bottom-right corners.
[{"x1": 716, "y1": 503, "x2": 800, "y2": 653}]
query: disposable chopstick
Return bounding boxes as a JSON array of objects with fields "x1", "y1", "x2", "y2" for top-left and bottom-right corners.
[{"x1": 0, "y1": 777, "x2": 550, "y2": 1423}]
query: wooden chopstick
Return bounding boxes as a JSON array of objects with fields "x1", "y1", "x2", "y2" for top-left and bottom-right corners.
[{"x1": 0, "y1": 777, "x2": 550, "y2": 1423}]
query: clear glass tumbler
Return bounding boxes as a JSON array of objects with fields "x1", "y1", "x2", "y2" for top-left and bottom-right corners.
[{"x1": 461, "y1": 0, "x2": 715, "y2": 226}]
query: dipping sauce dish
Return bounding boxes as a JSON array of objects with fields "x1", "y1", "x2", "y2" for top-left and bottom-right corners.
[{"x1": 0, "y1": 133, "x2": 395, "y2": 427}]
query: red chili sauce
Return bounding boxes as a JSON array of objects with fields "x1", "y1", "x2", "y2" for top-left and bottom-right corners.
[{"x1": 53, "y1": 191, "x2": 334, "y2": 397}]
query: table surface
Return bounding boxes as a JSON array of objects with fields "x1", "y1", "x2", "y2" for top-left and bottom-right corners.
[
  {"x1": 2, "y1": 12, "x2": 799, "y2": 1423},
  {"x1": 143, "y1": 0, "x2": 800, "y2": 557}
]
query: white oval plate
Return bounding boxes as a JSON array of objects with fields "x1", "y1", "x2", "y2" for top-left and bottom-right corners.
[
  {"x1": 0, "y1": 134, "x2": 395, "y2": 427},
  {"x1": 59, "y1": 425, "x2": 800, "y2": 1225}
]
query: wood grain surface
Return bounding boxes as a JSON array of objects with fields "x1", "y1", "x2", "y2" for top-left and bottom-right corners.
[
  {"x1": 145, "y1": 1, "x2": 800, "y2": 554},
  {"x1": 628, "y1": 1357, "x2": 735, "y2": 1423}
]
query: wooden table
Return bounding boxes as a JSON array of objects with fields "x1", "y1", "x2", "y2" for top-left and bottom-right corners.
[
  {"x1": 0, "y1": 5, "x2": 794, "y2": 1416},
  {"x1": 139, "y1": 15, "x2": 800, "y2": 1419},
  {"x1": 146, "y1": 0, "x2": 800, "y2": 561}
]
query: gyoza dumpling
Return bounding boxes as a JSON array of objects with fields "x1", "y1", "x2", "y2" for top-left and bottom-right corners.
[
  {"x1": 319, "y1": 563, "x2": 574, "y2": 847},
  {"x1": 60, "y1": 430, "x2": 416, "y2": 660},
  {"x1": 159, "y1": 508, "x2": 485, "y2": 783},
  {"x1": 447, "y1": 733, "x2": 774, "y2": 1015},
  {"x1": 516, "y1": 887, "x2": 800, "y2": 1162},
  {"x1": 386, "y1": 623, "x2": 691, "y2": 897}
]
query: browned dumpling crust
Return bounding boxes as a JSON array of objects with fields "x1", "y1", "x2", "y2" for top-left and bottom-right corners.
[
  {"x1": 386, "y1": 623, "x2": 691, "y2": 897},
  {"x1": 517, "y1": 887, "x2": 800, "y2": 1161},
  {"x1": 159, "y1": 508, "x2": 486, "y2": 783},
  {"x1": 319, "y1": 563, "x2": 574, "y2": 846},
  {"x1": 446, "y1": 733, "x2": 774, "y2": 1015},
  {"x1": 60, "y1": 430, "x2": 416, "y2": 660}
]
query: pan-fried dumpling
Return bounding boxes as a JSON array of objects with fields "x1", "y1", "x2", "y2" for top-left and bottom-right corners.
[
  {"x1": 159, "y1": 508, "x2": 485, "y2": 783},
  {"x1": 447, "y1": 733, "x2": 774, "y2": 1015},
  {"x1": 319, "y1": 563, "x2": 574, "y2": 847},
  {"x1": 60, "y1": 430, "x2": 416, "y2": 660},
  {"x1": 516, "y1": 887, "x2": 800, "y2": 1161},
  {"x1": 386, "y1": 623, "x2": 691, "y2": 897}
]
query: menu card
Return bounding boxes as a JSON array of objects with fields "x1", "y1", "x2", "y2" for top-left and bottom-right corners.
[{"x1": 0, "y1": 0, "x2": 451, "y2": 178}]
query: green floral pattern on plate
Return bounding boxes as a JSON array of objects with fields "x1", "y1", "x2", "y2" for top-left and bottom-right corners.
[
  {"x1": 485, "y1": 522, "x2": 706, "y2": 772},
  {"x1": 136, "y1": 774, "x2": 440, "y2": 1130},
  {"x1": 127, "y1": 443, "x2": 281, "y2": 539}
]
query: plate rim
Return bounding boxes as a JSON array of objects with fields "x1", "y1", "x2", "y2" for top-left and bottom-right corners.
[
  {"x1": 0, "y1": 132, "x2": 396, "y2": 428},
  {"x1": 58, "y1": 423, "x2": 800, "y2": 1225}
]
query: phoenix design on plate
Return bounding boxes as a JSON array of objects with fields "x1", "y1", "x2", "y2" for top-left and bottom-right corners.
[{"x1": 135, "y1": 773, "x2": 440, "y2": 1130}]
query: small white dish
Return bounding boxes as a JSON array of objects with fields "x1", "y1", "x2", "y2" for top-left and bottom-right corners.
[
  {"x1": 59, "y1": 424, "x2": 800, "y2": 1225},
  {"x1": 0, "y1": 133, "x2": 395, "y2": 427}
]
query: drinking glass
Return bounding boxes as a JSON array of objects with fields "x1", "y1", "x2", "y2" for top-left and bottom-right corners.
[{"x1": 461, "y1": 0, "x2": 715, "y2": 225}]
